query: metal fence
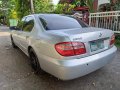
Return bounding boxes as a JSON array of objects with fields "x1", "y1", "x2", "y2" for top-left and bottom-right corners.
[
  {"x1": 89, "y1": 11, "x2": 120, "y2": 33},
  {"x1": 73, "y1": 11, "x2": 120, "y2": 33}
]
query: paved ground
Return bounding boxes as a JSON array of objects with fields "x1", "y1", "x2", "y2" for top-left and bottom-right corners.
[{"x1": 0, "y1": 26, "x2": 120, "y2": 90}]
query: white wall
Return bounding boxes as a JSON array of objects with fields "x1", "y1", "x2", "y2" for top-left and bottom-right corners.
[
  {"x1": 98, "y1": 0, "x2": 110, "y2": 6},
  {"x1": 52, "y1": 0, "x2": 59, "y2": 5}
]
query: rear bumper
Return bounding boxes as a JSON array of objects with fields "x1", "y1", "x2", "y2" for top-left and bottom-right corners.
[{"x1": 40, "y1": 46, "x2": 117, "y2": 80}]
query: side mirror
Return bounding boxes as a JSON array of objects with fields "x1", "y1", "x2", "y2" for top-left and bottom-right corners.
[{"x1": 9, "y1": 26, "x2": 20, "y2": 30}]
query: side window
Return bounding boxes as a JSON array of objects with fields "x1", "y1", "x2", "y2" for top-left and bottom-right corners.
[
  {"x1": 40, "y1": 18, "x2": 48, "y2": 30},
  {"x1": 16, "y1": 17, "x2": 26, "y2": 30},
  {"x1": 22, "y1": 17, "x2": 34, "y2": 32}
]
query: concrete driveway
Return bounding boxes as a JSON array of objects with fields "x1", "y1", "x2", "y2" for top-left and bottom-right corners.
[{"x1": 0, "y1": 26, "x2": 120, "y2": 90}]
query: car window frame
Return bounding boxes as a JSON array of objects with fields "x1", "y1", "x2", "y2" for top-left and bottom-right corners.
[
  {"x1": 16, "y1": 17, "x2": 26, "y2": 30},
  {"x1": 22, "y1": 16, "x2": 35, "y2": 32}
]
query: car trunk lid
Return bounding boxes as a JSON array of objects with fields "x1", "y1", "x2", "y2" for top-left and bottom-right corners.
[
  {"x1": 64, "y1": 27, "x2": 113, "y2": 55},
  {"x1": 47, "y1": 27, "x2": 113, "y2": 58}
]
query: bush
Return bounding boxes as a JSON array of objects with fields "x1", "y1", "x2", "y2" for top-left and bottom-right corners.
[
  {"x1": 54, "y1": 3, "x2": 75, "y2": 14},
  {"x1": 115, "y1": 34, "x2": 120, "y2": 47}
]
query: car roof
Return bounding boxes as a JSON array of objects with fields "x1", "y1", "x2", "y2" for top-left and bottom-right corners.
[
  {"x1": 28, "y1": 14, "x2": 69, "y2": 18},
  {"x1": 27, "y1": 14, "x2": 60, "y2": 17}
]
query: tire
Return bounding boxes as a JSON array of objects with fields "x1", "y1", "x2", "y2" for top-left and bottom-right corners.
[
  {"x1": 10, "y1": 35, "x2": 17, "y2": 48},
  {"x1": 29, "y1": 48, "x2": 42, "y2": 74}
]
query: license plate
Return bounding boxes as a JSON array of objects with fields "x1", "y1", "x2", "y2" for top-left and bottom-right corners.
[{"x1": 90, "y1": 40, "x2": 104, "y2": 52}]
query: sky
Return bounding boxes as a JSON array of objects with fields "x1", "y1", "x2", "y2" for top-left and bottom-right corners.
[{"x1": 52, "y1": 0, "x2": 60, "y2": 5}]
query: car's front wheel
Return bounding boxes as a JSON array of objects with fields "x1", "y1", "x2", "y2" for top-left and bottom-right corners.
[{"x1": 29, "y1": 48, "x2": 42, "y2": 74}]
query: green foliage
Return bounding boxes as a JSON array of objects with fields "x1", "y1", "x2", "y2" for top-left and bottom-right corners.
[
  {"x1": 114, "y1": 0, "x2": 120, "y2": 10},
  {"x1": 0, "y1": 0, "x2": 55, "y2": 21},
  {"x1": 0, "y1": 0, "x2": 13, "y2": 24},
  {"x1": 0, "y1": 0, "x2": 9, "y2": 16},
  {"x1": 54, "y1": 4, "x2": 64, "y2": 14},
  {"x1": 71, "y1": 0, "x2": 85, "y2": 6},
  {"x1": 7, "y1": 0, "x2": 17, "y2": 18},
  {"x1": 86, "y1": 0, "x2": 94, "y2": 13},
  {"x1": 34, "y1": 0, "x2": 54, "y2": 13},
  {"x1": 0, "y1": 0, "x2": 32, "y2": 25},
  {"x1": 67, "y1": 0, "x2": 95, "y2": 13},
  {"x1": 55, "y1": 3, "x2": 75, "y2": 14},
  {"x1": 115, "y1": 34, "x2": 120, "y2": 47},
  {"x1": 15, "y1": 0, "x2": 31, "y2": 19},
  {"x1": 0, "y1": 0, "x2": 15, "y2": 14},
  {"x1": 109, "y1": 0, "x2": 120, "y2": 11}
]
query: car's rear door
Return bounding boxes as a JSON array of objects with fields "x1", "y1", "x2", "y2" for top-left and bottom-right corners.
[{"x1": 18, "y1": 16, "x2": 34, "y2": 54}]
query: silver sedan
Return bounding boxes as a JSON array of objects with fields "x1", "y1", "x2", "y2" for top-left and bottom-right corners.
[{"x1": 10, "y1": 14, "x2": 117, "y2": 80}]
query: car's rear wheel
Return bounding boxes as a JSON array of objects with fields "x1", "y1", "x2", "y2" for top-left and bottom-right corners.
[
  {"x1": 29, "y1": 48, "x2": 42, "y2": 74},
  {"x1": 10, "y1": 35, "x2": 17, "y2": 48}
]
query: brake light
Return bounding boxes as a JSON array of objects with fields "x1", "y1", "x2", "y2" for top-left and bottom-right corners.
[
  {"x1": 55, "y1": 42, "x2": 86, "y2": 56},
  {"x1": 110, "y1": 35, "x2": 115, "y2": 45}
]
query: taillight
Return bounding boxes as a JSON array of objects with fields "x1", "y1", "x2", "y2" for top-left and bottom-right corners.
[
  {"x1": 55, "y1": 42, "x2": 86, "y2": 56},
  {"x1": 110, "y1": 35, "x2": 115, "y2": 46}
]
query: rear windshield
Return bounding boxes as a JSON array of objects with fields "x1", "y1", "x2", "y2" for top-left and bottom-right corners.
[{"x1": 39, "y1": 15, "x2": 88, "y2": 30}]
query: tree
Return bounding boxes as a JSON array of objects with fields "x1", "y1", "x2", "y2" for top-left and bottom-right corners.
[
  {"x1": 55, "y1": 3, "x2": 75, "y2": 14},
  {"x1": 34, "y1": 0, "x2": 54, "y2": 13},
  {"x1": 0, "y1": 0, "x2": 55, "y2": 21},
  {"x1": 0, "y1": 0, "x2": 10, "y2": 16},
  {"x1": 0, "y1": 0, "x2": 14, "y2": 24},
  {"x1": 86, "y1": 0, "x2": 94, "y2": 13},
  {"x1": 54, "y1": 4, "x2": 65, "y2": 14},
  {"x1": 70, "y1": 0, "x2": 86, "y2": 7},
  {"x1": 108, "y1": 0, "x2": 120, "y2": 11},
  {"x1": 114, "y1": 0, "x2": 120, "y2": 10},
  {"x1": 15, "y1": 0, "x2": 31, "y2": 19},
  {"x1": 62, "y1": 0, "x2": 95, "y2": 13},
  {"x1": 0, "y1": 0, "x2": 31, "y2": 19}
]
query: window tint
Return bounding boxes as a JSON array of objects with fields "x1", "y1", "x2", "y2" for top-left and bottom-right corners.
[
  {"x1": 16, "y1": 17, "x2": 26, "y2": 30},
  {"x1": 16, "y1": 21, "x2": 24, "y2": 30},
  {"x1": 23, "y1": 17, "x2": 34, "y2": 32},
  {"x1": 39, "y1": 15, "x2": 88, "y2": 30}
]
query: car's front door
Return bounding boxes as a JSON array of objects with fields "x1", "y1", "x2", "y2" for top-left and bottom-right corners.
[{"x1": 12, "y1": 17, "x2": 26, "y2": 48}]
